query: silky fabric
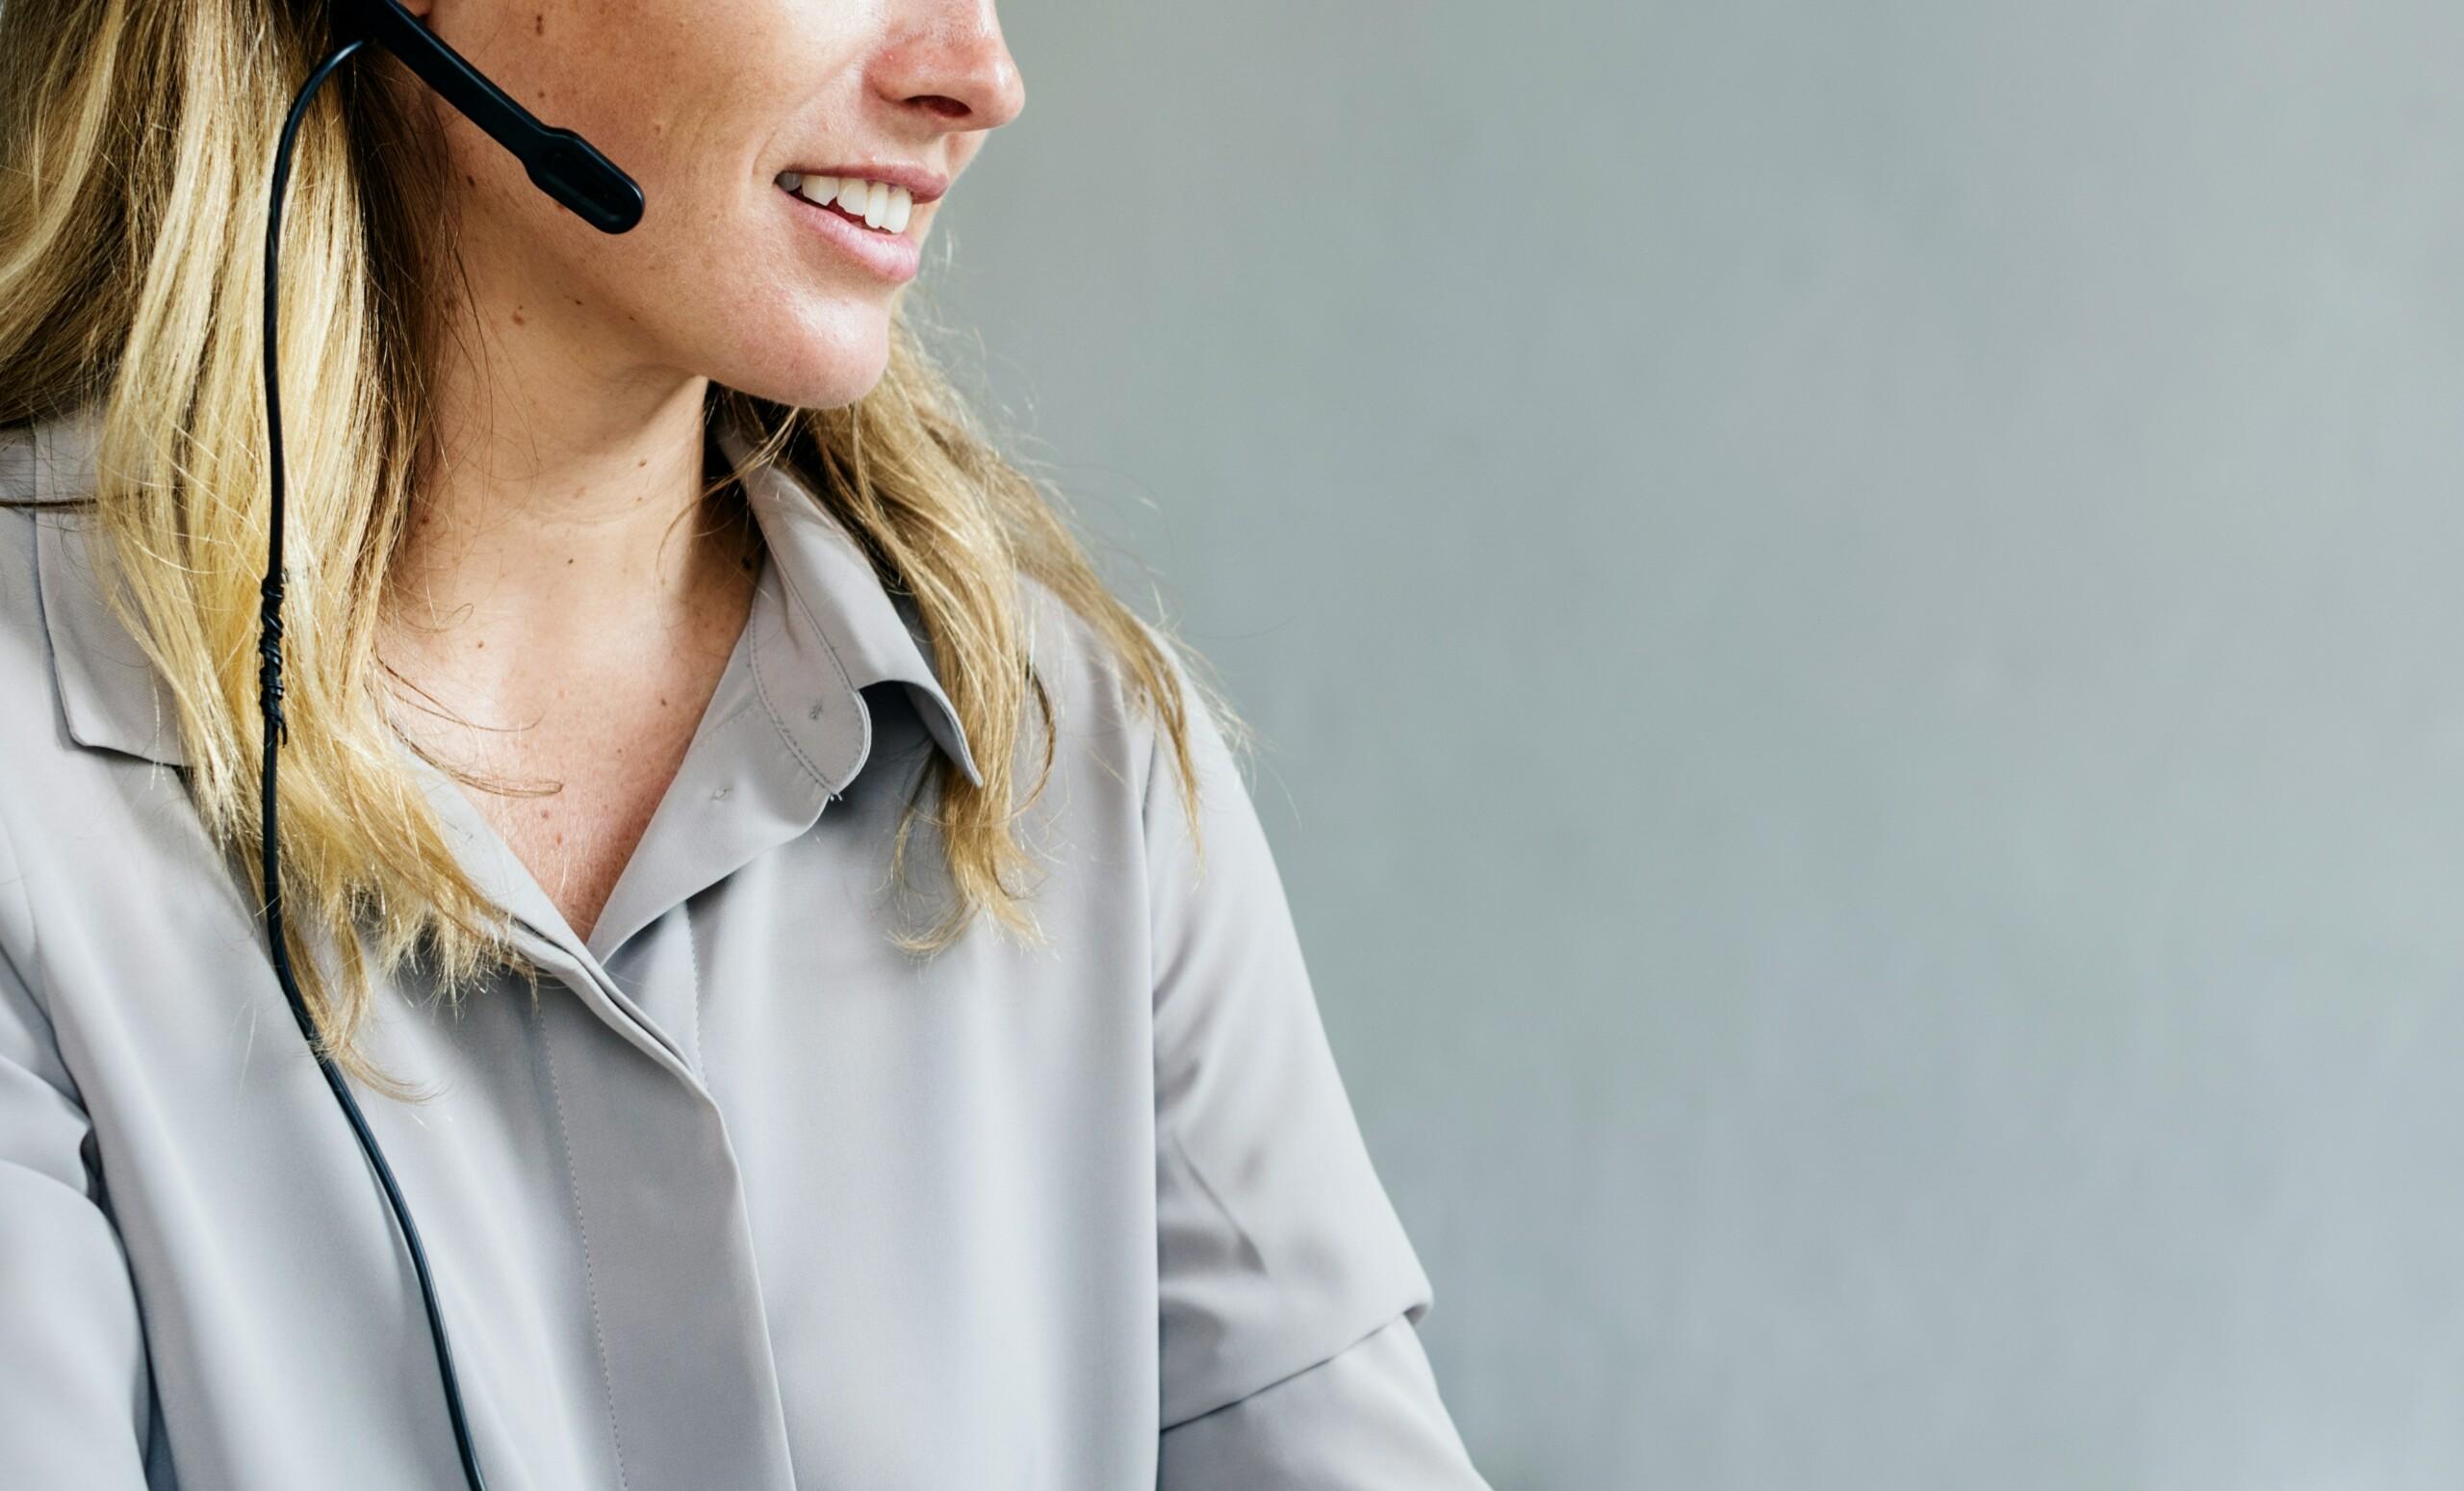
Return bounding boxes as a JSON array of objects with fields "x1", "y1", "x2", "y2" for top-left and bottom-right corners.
[{"x1": 0, "y1": 401, "x2": 1489, "y2": 1489}]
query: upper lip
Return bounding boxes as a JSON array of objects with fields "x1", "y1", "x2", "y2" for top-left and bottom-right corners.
[{"x1": 783, "y1": 163, "x2": 948, "y2": 203}]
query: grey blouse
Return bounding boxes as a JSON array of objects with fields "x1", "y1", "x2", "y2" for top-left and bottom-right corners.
[{"x1": 0, "y1": 403, "x2": 1490, "y2": 1488}]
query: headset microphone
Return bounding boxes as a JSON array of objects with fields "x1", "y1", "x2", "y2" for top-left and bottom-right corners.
[
  {"x1": 335, "y1": 0, "x2": 644, "y2": 232},
  {"x1": 260, "y1": 7, "x2": 643, "y2": 1488}
]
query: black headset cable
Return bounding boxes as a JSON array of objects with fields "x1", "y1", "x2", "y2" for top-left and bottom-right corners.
[{"x1": 261, "y1": 36, "x2": 494, "y2": 1491}]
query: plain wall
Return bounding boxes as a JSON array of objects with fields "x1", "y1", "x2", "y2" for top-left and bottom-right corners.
[{"x1": 924, "y1": 2, "x2": 2464, "y2": 1486}]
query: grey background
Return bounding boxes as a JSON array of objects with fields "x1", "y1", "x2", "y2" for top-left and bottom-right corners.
[{"x1": 923, "y1": 2, "x2": 2464, "y2": 1486}]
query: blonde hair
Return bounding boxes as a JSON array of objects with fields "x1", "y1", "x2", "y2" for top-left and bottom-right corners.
[{"x1": 0, "y1": 0, "x2": 1241, "y2": 1095}]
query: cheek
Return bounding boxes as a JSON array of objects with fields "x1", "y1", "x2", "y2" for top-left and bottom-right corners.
[
  {"x1": 543, "y1": 0, "x2": 815, "y2": 148},
  {"x1": 443, "y1": 0, "x2": 900, "y2": 398},
  {"x1": 484, "y1": 0, "x2": 873, "y2": 232}
]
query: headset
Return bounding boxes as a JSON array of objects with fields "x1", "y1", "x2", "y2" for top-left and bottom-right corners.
[{"x1": 259, "y1": 5, "x2": 642, "y2": 1487}]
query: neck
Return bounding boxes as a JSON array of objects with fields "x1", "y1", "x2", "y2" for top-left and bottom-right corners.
[{"x1": 380, "y1": 248, "x2": 762, "y2": 717}]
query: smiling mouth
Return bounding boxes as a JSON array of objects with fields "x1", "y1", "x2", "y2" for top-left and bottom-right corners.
[{"x1": 776, "y1": 171, "x2": 912, "y2": 235}]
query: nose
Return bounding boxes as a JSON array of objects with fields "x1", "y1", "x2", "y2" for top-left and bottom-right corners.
[{"x1": 873, "y1": 0, "x2": 1027, "y2": 132}]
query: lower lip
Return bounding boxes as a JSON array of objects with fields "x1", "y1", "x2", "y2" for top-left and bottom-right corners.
[{"x1": 778, "y1": 184, "x2": 920, "y2": 283}]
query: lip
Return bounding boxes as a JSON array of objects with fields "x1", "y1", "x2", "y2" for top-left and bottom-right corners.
[{"x1": 777, "y1": 180, "x2": 921, "y2": 283}]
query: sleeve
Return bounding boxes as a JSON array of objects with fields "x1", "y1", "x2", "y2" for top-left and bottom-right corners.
[
  {"x1": 1141, "y1": 635, "x2": 1490, "y2": 1487},
  {"x1": 0, "y1": 807, "x2": 157, "y2": 1486}
]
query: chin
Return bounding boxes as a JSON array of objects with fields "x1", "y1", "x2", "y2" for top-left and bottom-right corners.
[{"x1": 717, "y1": 314, "x2": 893, "y2": 412}]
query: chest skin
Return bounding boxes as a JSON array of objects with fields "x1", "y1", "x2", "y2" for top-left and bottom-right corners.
[{"x1": 386, "y1": 558, "x2": 758, "y2": 946}]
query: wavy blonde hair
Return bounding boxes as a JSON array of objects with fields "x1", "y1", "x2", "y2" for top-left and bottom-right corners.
[{"x1": 0, "y1": 0, "x2": 1239, "y2": 1095}]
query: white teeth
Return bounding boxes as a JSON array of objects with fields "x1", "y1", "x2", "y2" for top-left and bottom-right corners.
[{"x1": 782, "y1": 172, "x2": 915, "y2": 233}]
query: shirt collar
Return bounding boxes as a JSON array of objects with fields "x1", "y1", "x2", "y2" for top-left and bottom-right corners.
[
  {"x1": 17, "y1": 399, "x2": 190, "y2": 767},
  {"x1": 711, "y1": 402, "x2": 983, "y2": 791},
  {"x1": 20, "y1": 396, "x2": 983, "y2": 791}
]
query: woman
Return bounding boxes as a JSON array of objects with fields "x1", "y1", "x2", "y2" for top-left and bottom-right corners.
[{"x1": 0, "y1": 1, "x2": 1490, "y2": 1487}]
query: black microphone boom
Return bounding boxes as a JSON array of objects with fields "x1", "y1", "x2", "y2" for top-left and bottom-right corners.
[{"x1": 335, "y1": 0, "x2": 644, "y2": 233}]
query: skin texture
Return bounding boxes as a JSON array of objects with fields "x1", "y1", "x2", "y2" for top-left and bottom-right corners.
[{"x1": 375, "y1": 0, "x2": 1025, "y2": 939}]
